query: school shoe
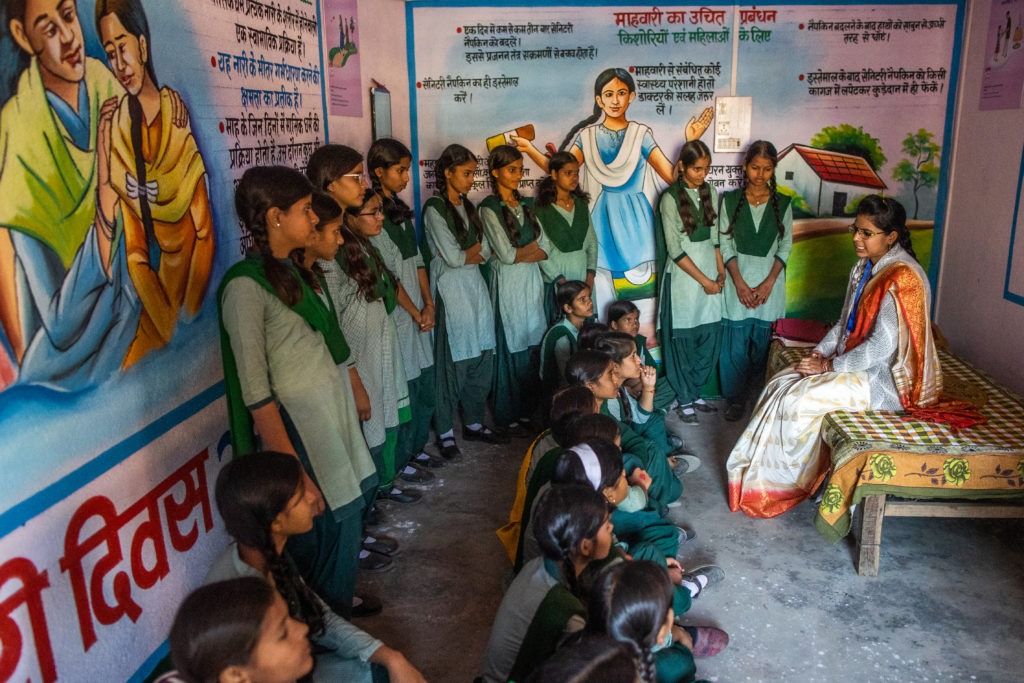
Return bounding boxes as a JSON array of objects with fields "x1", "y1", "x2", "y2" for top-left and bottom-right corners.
[
  {"x1": 502, "y1": 421, "x2": 534, "y2": 439},
  {"x1": 351, "y1": 593, "x2": 383, "y2": 619},
  {"x1": 414, "y1": 451, "x2": 446, "y2": 468},
  {"x1": 671, "y1": 454, "x2": 701, "y2": 476},
  {"x1": 675, "y1": 403, "x2": 699, "y2": 424},
  {"x1": 676, "y1": 525, "x2": 697, "y2": 547},
  {"x1": 436, "y1": 437, "x2": 462, "y2": 460},
  {"x1": 363, "y1": 503, "x2": 383, "y2": 528},
  {"x1": 675, "y1": 625, "x2": 730, "y2": 657},
  {"x1": 681, "y1": 564, "x2": 726, "y2": 599},
  {"x1": 692, "y1": 398, "x2": 718, "y2": 413},
  {"x1": 399, "y1": 463, "x2": 435, "y2": 484},
  {"x1": 724, "y1": 401, "x2": 745, "y2": 422},
  {"x1": 362, "y1": 533, "x2": 399, "y2": 556},
  {"x1": 358, "y1": 548, "x2": 393, "y2": 573},
  {"x1": 463, "y1": 425, "x2": 510, "y2": 444},
  {"x1": 381, "y1": 487, "x2": 423, "y2": 504}
]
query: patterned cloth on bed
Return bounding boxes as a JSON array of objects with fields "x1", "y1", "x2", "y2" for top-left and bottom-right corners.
[{"x1": 768, "y1": 343, "x2": 1024, "y2": 541}]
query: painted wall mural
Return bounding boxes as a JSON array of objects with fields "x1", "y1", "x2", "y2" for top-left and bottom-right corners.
[
  {"x1": 407, "y1": 1, "x2": 963, "y2": 344},
  {"x1": 0, "y1": 0, "x2": 325, "y2": 679}
]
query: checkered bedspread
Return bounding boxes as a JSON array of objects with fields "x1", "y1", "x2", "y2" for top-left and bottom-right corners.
[{"x1": 767, "y1": 343, "x2": 1024, "y2": 541}]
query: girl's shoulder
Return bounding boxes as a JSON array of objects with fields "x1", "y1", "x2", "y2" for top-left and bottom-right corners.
[
  {"x1": 423, "y1": 195, "x2": 448, "y2": 214},
  {"x1": 478, "y1": 194, "x2": 503, "y2": 212}
]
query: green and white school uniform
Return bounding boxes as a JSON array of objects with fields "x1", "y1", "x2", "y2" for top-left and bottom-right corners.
[
  {"x1": 423, "y1": 196, "x2": 495, "y2": 434},
  {"x1": 321, "y1": 248, "x2": 410, "y2": 492},
  {"x1": 480, "y1": 196, "x2": 550, "y2": 428},
  {"x1": 371, "y1": 216, "x2": 435, "y2": 466},
  {"x1": 717, "y1": 190, "x2": 792, "y2": 400},
  {"x1": 534, "y1": 200, "x2": 597, "y2": 324},
  {"x1": 539, "y1": 318, "x2": 578, "y2": 388},
  {"x1": 218, "y1": 258, "x2": 377, "y2": 615},
  {"x1": 658, "y1": 182, "x2": 723, "y2": 405},
  {"x1": 601, "y1": 393, "x2": 682, "y2": 509},
  {"x1": 635, "y1": 332, "x2": 677, "y2": 411}
]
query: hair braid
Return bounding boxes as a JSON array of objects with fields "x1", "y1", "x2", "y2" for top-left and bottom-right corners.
[
  {"x1": 722, "y1": 177, "x2": 748, "y2": 236},
  {"x1": 628, "y1": 639, "x2": 658, "y2": 683},
  {"x1": 698, "y1": 181, "x2": 716, "y2": 227},
  {"x1": 769, "y1": 175, "x2": 784, "y2": 239},
  {"x1": 676, "y1": 179, "x2": 697, "y2": 236}
]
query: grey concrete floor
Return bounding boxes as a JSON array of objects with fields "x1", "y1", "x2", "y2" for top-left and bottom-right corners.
[{"x1": 356, "y1": 408, "x2": 1024, "y2": 682}]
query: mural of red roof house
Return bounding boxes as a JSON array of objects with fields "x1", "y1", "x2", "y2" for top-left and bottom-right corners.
[{"x1": 777, "y1": 144, "x2": 887, "y2": 217}]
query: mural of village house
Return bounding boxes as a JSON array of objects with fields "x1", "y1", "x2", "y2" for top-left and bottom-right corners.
[{"x1": 777, "y1": 144, "x2": 887, "y2": 217}]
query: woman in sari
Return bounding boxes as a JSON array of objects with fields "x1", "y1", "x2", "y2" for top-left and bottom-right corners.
[{"x1": 726, "y1": 195, "x2": 941, "y2": 518}]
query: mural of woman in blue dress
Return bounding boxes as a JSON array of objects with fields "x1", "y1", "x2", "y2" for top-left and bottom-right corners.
[{"x1": 516, "y1": 67, "x2": 712, "y2": 309}]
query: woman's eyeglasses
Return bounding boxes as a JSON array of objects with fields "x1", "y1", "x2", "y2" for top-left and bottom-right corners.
[
  {"x1": 359, "y1": 208, "x2": 383, "y2": 217},
  {"x1": 847, "y1": 224, "x2": 885, "y2": 239}
]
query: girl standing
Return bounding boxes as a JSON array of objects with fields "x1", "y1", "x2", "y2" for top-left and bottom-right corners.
[
  {"x1": 205, "y1": 452, "x2": 426, "y2": 683},
  {"x1": 424, "y1": 144, "x2": 505, "y2": 457},
  {"x1": 367, "y1": 138, "x2": 442, "y2": 474},
  {"x1": 657, "y1": 140, "x2": 724, "y2": 424},
  {"x1": 718, "y1": 141, "x2": 792, "y2": 422},
  {"x1": 324, "y1": 188, "x2": 420, "y2": 506},
  {"x1": 533, "y1": 151, "x2": 597, "y2": 323},
  {"x1": 480, "y1": 144, "x2": 550, "y2": 437},
  {"x1": 218, "y1": 165, "x2": 376, "y2": 619}
]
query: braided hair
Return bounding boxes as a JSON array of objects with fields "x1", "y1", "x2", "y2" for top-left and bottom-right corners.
[
  {"x1": 367, "y1": 138, "x2": 415, "y2": 225},
  {"x1": 532, "y1": 484, "x2": 610, "y2": 600},
  {"x1": 552, "y1": 438, "x2": 624, "y2": 492},
  {"x1": 857, "y1": 194, "x2": 917, "y2": 261},
  {"x1": 559, "y1": 68, "x2": 635, "y2": 152},
  {"x1": 675, "y1": 140, "x2": 716, "y2": 236},
  {"x1": 433, "y1": 144, "x2": 484, "y2": 243},
  {"x1": 214, "y1": 452, "x2": 326, "y2": 638},
  {"x1": 536, "y1": 151, "x2": 591, "y2": 208},
  {"x1": 488, "y1": 144, "x2": 543, "y2": 245},
  {"x1": 342, "y1": 189, "x2": 398, "y2": 302},
  {"x1": 587, "y1": 561, "x2": 675, "y2": 683},
  {"x1": 234, "y1": 166, "x2": 318, "y2": 306},
  {"x1": 723, "y1": 140, "x2": 784, "y2": 239}
]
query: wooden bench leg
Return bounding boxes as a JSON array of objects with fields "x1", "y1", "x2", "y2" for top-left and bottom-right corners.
[{"x1": 857, "y1": 494, "x2": 886, "y2": 576}]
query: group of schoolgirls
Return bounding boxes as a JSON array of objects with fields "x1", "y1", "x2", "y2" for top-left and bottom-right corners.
[
  {"x1": 482, "y1": 383, "x2": 730, "y2": 683},
  {"x1": 211, "y1": 139, "x2": 447, "y2": 681}
]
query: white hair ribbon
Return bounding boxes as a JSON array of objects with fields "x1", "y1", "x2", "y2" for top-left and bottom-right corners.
[{"x1": 569, "y1": 443, "x2": 603, "y2": 491}]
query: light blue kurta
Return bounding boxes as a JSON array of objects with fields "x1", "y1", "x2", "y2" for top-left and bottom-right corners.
[
  {"x1": 424, "y1": 203, "x2": 495, "y2": 362},
  {"x1": 718, "y1": 200, "x2": 793, "y2": 322},
  {"x1": 659, "y1": 184, "x2": 722, "y2": 330},
  {"x1": 480, "y1": 204, "x2": 550, "y2": 353},
  {"x1": 370, "y1": 232, "x2": 433, "y2": 380},
  {"x1": 536, "y1": 203, "x2": 598, "y2": 284}
]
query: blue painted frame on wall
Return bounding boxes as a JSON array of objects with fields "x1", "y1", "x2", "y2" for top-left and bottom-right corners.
[{"x1": 1004, "y1": 143, "x2": 1024, "y2": 307}]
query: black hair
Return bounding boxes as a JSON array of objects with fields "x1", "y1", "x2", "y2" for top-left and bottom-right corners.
[
  {"x1": 560, "y1": 68, "x2": 635, "y2": 152},
  {"x1": 341, "y1": 189, "x2": 397, "y2": 301},
  {"x1": 311, "y1": 192, "x2": 342, "y2": 225},
  {"x1": 367, "y1": 137, "x2": 415, "y2": 225},
  {"x1": 556, "y1": 280, "x2": 590, "y2": 317},
  {"x1": 1, "y1": 0, "x2": 33, "y2": 105},
  {"x1": 214, "y1": 452, "x2": 325, "y2": 638},
  {"x1": 532, "y1": 484, "x2": 610, "y2": 598},
  {"x1": 535, "y1": 151, "x2": 590, "y2": 208},
  {"x1": 576, "y1": 321, "x2": 610, "y2": 351},
  {"x1": 857, "y1": 194, "x2": 916, "y2": 260},
  {"x1": 587, "y1": 561, "x2": 675, "y2": 683},
  {"x1": 564, "y1": 413, "x2": 620, "y2": 447},
  {"x1": 169, "y1": 577, "x2": 278, "y2": 683},
  {"x1": 605, "y1": 300, "x2": 639, "y2": 326},
  {"x1": 550, "y1": 385, "x2": 598, "y2": 423},
  {"x1": 524, "y1": 636, "x2": 637, "y2": 683},
  {"x1": 95, "y1": 0, "x2": 161, "y2": 269},
  {"x1": 593, "y1": 331, "x2": 636, "y2": 364},
  {"x1": 488, "y1": 144, "x2": 542, "y2": 245},
  {"x1": 234, "y1": 166, "x2": 318, "y2": 306},
  {"x1": 306, "y1": 144, "x2": 363, "y2": 195},
  {"x1": 565, "y1": 349, "x2": 615, "y2": 387},
  {"x1": 723, "y1": 140, "x2": 784, "y2": 239},
  {"x1": 553, "y1": 438, "x2": 624, "y2": 492},
  {"x1": 675, "y1": 140, "x2": 716, "y2": 236},
  {"x1": 433, "y1": 143, "x2": 484, "y2": 243}
]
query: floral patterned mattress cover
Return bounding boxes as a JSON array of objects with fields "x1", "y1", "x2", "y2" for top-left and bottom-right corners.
[{"x1": 768, "y1": 344, "x2": 1024, "y2": 541}]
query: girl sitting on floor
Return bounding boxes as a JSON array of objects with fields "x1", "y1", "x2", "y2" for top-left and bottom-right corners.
[
  {"x1": 539, "y1": 280, "x2": 594, "y2": 403},
  {"x1": 606, "y1": 300, "x2": 677, "y2": 411}
]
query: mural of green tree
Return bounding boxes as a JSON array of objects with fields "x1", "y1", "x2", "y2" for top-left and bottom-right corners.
[
  {"x1": 809, "y1": 123, "x2": 887, "y2": 170},
  {"x1": 893, "y1": 129, "x2": 941, "y2": 219}
]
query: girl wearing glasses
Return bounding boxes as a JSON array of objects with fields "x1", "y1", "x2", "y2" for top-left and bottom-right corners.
[
  {"x1": 718, "y1": 140, "x2": 792, "y2": 422},
  {"x1": 320, "y1": 188, "x2": 425, "y2": 511},
  {"x1": 726, "y1": 195, "x2": 941, "y2": 518}
]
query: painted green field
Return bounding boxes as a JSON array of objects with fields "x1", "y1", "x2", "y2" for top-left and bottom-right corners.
[{"x1": 786, "y1": 229, "x2": 934, "y2": 322}]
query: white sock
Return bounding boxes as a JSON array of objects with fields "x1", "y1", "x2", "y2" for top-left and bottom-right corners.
[
  {"x1": 682, "y1": 574, "x2": 709, "y2": 597},
  {"x1": 402, "y1": 465, "x2": 417, "y2": 475},
  {"x1": 694, "y1": 398, "x2": 709, "y2": 406},
  {"x1": 440, "y1": 430, "x2": 454, "y2": 440},
  {"x1": 359, "y1": 549, "x2": 371, "y2": 559},
  {"x1": 466, "y1": 422, "x2": 482, "y2": 431}
]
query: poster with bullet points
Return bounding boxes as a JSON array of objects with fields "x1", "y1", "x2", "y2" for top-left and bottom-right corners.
[{"x1": 408, "y1": 1, "x2": 962, "y2": 328}]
